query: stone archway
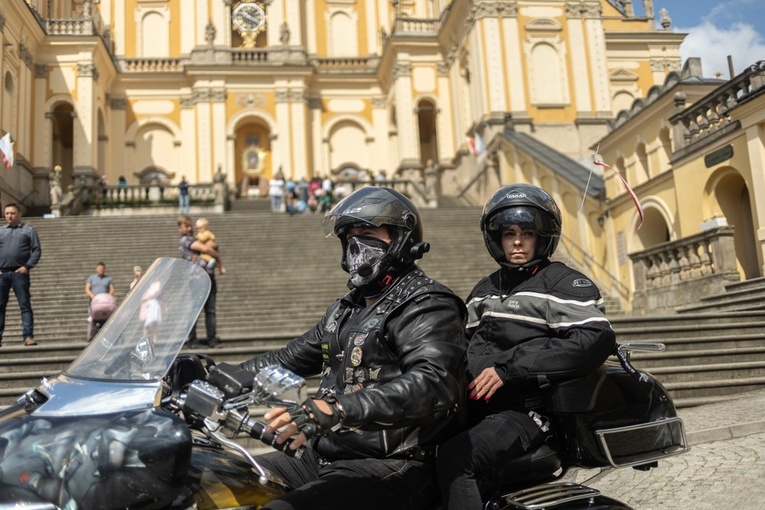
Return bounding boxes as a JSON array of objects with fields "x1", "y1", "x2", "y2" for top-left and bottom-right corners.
[
  {"x1": 714, "y1": 173, "x2": 759, "y2": 279},
  {"x1": 234, "y1": 119, "x2": 272, "y2": 197},
  {"x1": 47, "y1": 102, "x2": 76, "y2": 189}
]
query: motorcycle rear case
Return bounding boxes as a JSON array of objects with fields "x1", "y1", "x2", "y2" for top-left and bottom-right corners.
[{"x1": 546, "y1": 362, "x2": 686, "y2": 469}]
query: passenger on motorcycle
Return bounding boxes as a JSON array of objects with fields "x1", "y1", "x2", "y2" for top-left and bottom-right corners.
[
  {"x1": 240, "y1": 186, "x2": 467, "y2": 510},
  {"x1": 436, "y1": 184, "x2": 616, "y2": 510}
]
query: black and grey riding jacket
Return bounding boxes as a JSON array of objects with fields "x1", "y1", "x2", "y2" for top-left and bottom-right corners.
[
  {"x1": 242, "y1": 267, "x2": 467, "y2": 461},
  {"x1": 466, "y1": 260, "x2": 615, "y2": 414}
]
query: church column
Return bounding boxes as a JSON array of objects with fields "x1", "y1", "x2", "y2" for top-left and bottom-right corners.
[
  {"x1": 289, "y1": 89, "x2": 309, "y2": 179},
  {"x1": 179, "y1": 95, "x2": 198, "y2": 181},
  {"x1": 583, "y1": 3, "x2": 611, "y2": 115},
  {"x1": 499, "y1": 4, "x2": 527, "y2": 119},
  {"x1": 73, "y1": 63, "x2": 99, "y2": 179},
  {"x1": 284, "y1": 0, "x2": 302, "y2": 45},
  {"x1": 196, "y1": 0, "x2": 209, "y2": 47},
  {"x1": 309, "y1": 97, "x2": 323, "y2": 177},
  {"x1": 565, "y1": 3, "x2": 593, "y2": 114},
  {"x1": 275, "y1": 88, "x2": 290, "y2": 176},
  {"x1": 211, "y1": 87, "x2": 227, "y2": 180},
  {"x1": 33, "y1": 65, "x2": 49, "y2": 167},
  {"x1": 371, "y1": 96, "x2": 388, "y2": 174},
  {"x1": 392, "y1": 62, "x2": 420, "y2": 172},
  {"x1": 114, "y1": 0, "x2": 126, "y2": 54},
  {"x1": 194, "y1": 89, "x2": 213, "y2": 182},
  {"x1": 435, "y1": 63, "x2": 455, "y2": 164},
  {"x1": 747, "y1": 124, "x2": 765, "y2": 273},
  {"x1": 474, "y1": 9, "x2": 507, "y2": 112},
  {"x1": 266, "y1": 0, "x2": 285, "y2": 48},
  {"x1": 108, "y1": 97, "x2": 127, "y2": 180}
]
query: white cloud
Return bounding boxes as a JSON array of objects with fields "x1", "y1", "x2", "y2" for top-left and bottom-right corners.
[{"x1": 678, "y1": 21, "x2": 765, "y2": 78}]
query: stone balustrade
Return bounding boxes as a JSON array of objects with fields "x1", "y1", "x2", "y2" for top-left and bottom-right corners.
[
  {"x1": 119, "y1": 58, "x2": 184, "y2": 73},
  {"x1": 310, "y1": 56, "x2": 380, "y2": 74},
  {"x1": 46, "y1": 18, "x2": 97, "y2": 36},
  {"x1": 392, "y1": 17, "x2": 440, "y2": 35},
  {"x1": 670, "y1": 60, "x2": 765, "y2": 154},
  {"x1": 629, "y1": 226, "x2": 740, "y2": 313}
]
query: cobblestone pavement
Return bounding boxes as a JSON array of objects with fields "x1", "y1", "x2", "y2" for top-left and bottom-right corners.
[{"x1": 572, "y1": 432, "x2": 765, "y2": 509}]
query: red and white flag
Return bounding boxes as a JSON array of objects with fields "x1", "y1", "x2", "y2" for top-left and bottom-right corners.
[
  {"x1": 594, "y1": 158, "x2": 644, "y2": 230},
  {"x1": 0, "y1": 134, "x2": 14, "y2": 169}
]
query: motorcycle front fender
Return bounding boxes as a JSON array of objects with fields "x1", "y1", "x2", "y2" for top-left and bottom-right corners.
[{"x1": 171, "y1": 442, "x2": 288, "y2": 510}]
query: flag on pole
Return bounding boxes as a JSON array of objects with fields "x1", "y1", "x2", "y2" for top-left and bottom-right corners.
[
  {"x1": 466, "y1": 136, "x2": 477, "y2": 157},
  {"x1": 594, "y1": 157, "x2": 644, "y2": 230},
  {"x1": 473, "y1": 131, "x2": 486, "y2": 163},
  {"x1": 0, "y1": 134, "x2": 14, "y2": 169}
]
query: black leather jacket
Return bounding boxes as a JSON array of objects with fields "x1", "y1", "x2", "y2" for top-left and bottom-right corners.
[{"x1": 242, "y1": 267, "x2": 467, "y2": 461}]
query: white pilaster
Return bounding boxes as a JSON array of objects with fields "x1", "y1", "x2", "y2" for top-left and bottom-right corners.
[
  {"x1": 108, "y1": 99, "x2": 126, "y2": 180},
  {"x1": 267, "y1": 2, "x2": 285, "y2": 47},
  {"x1": 211, "y1": 92, "x2": 227, "y2": 181},
  {"x1": 289, "y1": 93, "x2": 308, "y2": 179},
  {"x1": 114, "y1": 0, "x2": 126, "y2": 54},
  {"x1": 436, "y1": 70, "x2": 455, "y2": 161},
  {"x1": 74, "y1": 64, "x2": 96, "y2": 170},
  {"x1": 180, "y1": 0, "x2": 196, "y2": 52},
  {"x1": 567, "y1": 17, "x2": 592, "y2": 112},
  {"x1": 285, "y1": 0, "x2": 302, "y2": 45},
  {"x1": 275, "y1": 90, "x2": 290, "y2": 175},
  {"x1": 306, "y1": 0, "x2": 317, "y2": 54},
  {"x1": 197, "y1": 0, "x2": 209, "y2": 47},
  {"x1": 371, "y1": 97, "x2": 388, "y2": 173},
  {"x1": 365, "y1": 0, "x2": 378, "y2": 55},
  {"x1": 394, "y1": 63, "x2": 418, "y2": 161},
  {"x1": 195, "y1": 95, "x2": 212, "y2": 183},
  {"x1": 502, "y1": 16, "x2": 526, "y2": 113},
  {"x1": 180, "y1": 98, "x2": 197, "y2": 181},
  {"x1": 585, "y1": 18, "x2": 611, "y2": 113},
  {"x1": 482, "y1": 18, "x2": 507, "y2": 112}
]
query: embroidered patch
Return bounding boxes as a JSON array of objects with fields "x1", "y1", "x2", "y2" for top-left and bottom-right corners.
[
  {"x1": 365, "y1": 318, "x2": 380, "y2": 329},
  {"x1": 572, "y1": 278, "x2": 593, "y2": 288},
  {"x1": 369, "y1": 367, "x2": 381, "y2": 380},
  {"x1": 506, "y1": 300, "x2": 520, "y2": 309},
  {"x1": 350, "y1": 346, "x2": 363, "y2": 366},
  {"x1": 326, "y1": 321, "x2": 338, "y2": 333},
  {"x1": 353, "y1": 333, "x2": 368, "y2": 346}
]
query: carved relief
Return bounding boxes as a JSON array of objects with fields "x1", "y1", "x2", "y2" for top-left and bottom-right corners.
[
  {"x1": 35, "y1": 65, "x2": 49, "y2": 79},
  {"x1": 371, "y1": 96, "x2": 387, "y2": 109},
  {"x1": 109, "y1": 97, "x2": 128, "y2": 110},
  {"x1": 275, "y1": 89, "x2": 290, "y2": 102},
  {"x1": 19, "y1": 44, "x2": 34, "y2": 69},
  {"x1": 289, "y1": 89, "x2": 308, "y2": 103},
  {"x1": 235, "y1": 93, "x2": 267, "y2": 108},
  {"x1": 392, "y1": 62, "x2": 411, "y2": 79},
  {"x1": 436, "y1": 62, "x2": 450, "y2": 77},
  {"x1": 565, "y1": 2, "x2": 601, "y2": 19},
  {"x1": 651, "y1": 58, "x2": 680, "y2": 72},
  {"x1": 211, "y1": 89, "x2": 227, "y2": 102},
  {"x1": 472, "y1": 1, "x2": 517, "y2": 19},
  {"x1": 77, "y1": 63, "x2": 99, "y2": 81},
  {"x1": 180, "y1": 96, "x2": 194, "y2": 109}
]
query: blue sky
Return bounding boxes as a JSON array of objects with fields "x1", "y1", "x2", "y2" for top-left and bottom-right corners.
[{"x1": 635, "y1": 0, "x2": 765, "y2": 77}]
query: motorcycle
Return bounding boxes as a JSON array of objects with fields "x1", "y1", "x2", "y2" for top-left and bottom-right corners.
[{"x1": 0, "y1": 257, "x2": 689, "y2": 509}]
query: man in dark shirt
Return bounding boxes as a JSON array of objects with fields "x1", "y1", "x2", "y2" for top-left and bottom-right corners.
[
  {"x1": 0, "y1": 204, "x2": 41, "y2": 347},
  {"x1": 177, "y1": 215, "x2": 220, "y2": 348}
]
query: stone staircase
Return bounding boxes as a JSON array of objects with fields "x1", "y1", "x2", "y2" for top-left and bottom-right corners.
[
  {"x1": 675, "y1": 277, "x2": 765, "y2": 313},
  {"x1": 1, "y1": 206, "x2": 764, "y2": 410}
]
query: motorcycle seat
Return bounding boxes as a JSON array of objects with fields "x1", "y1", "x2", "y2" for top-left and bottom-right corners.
[{"x1": 488, "y1": 441, "x2": 562, "y2": 493}]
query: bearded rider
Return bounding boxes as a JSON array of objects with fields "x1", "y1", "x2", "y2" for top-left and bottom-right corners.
[
  {"x1": 436, "y1": 184, "x2": 616, "y2": 510},
  {"x1": 240, "y1": 186, "x2": 467, "y2": 510}
]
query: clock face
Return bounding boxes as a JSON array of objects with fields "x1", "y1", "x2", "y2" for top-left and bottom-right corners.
[{"x1": 233, "y1": 2, "x2": 266, "y2": 33}]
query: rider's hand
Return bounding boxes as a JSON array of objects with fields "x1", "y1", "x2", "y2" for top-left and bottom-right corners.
[
  {"x1": 468, "y1": 367, "x2": 505, "y2": 401},
  {"x1": 263, "y1": 399, "x2": 336, "y2": 450}
]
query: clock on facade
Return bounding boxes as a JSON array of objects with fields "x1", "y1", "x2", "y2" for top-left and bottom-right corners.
[{"x1": 232, "y1": 2, "x2": 266, "y2": 47}]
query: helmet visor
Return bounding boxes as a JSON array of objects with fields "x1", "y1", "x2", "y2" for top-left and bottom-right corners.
[
  {"x1": 486, "y1": 206, "x2": 544, "y2": 233},
  {"x1": 321, "y1": 188, "x2": 416, "y2": 238}
]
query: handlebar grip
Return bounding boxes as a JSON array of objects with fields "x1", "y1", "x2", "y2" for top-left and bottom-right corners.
[{"x1": 248, "y1": 420, "x2": 305, "y2": 458}]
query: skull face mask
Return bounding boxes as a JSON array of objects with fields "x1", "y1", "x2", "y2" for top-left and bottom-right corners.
[{"x1": 346, "y1": 235, "x2": 390, "y2": 288}]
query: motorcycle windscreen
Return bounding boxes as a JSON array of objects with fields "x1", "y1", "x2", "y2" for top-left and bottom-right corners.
[{"x1": 66, "y1": 257, "x2": 211, "y2": 381}]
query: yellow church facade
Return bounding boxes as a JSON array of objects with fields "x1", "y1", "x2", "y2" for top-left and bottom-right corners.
[{"x1": 3, "y1": 0, "x2": 763, "y2": 313}]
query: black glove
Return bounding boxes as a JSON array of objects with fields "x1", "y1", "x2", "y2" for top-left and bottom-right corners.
[{"x1": 287, "y1": 398, "x2": 344, "y2": 440}]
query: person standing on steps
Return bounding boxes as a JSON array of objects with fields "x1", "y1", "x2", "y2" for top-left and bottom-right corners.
[
  {"x1": 178, "y1": 175, "x2": 190, "y2": 215},
  {"x1": 177, "y1": 214, "x2": 222, "y2": 349},
  {"x1": 0, "y1": 204, "x2": 41, "y2": 347}
]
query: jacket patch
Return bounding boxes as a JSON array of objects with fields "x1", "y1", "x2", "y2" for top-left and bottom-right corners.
[
  {"x1": 506, "y1": 299, "x2": 520, "y2": 309},
  {"x1": 353, "y1": 333, "x2": 368, "y2": 346},
  {"x1": 350, "y1": 346, "x2": 363, "y2": 366},
  {"x1": 326, "y1": 321, "x2": 338, "y2": 333},
  {"x1": 572, "y1": 278, "x2": 593, "y2": 288}
]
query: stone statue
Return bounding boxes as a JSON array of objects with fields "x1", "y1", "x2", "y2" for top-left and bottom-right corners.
[
  {"x1": 49, "y1": 166, "x2": 63, "y2": 205},
  {"x1": 643, "y1": 0, "x2": 654, "y2": 19},
  {"x1": 213, "y1": 164, "x2": 226, "y2": 183},
  {"x1": 205, "y1": 20, "x2": 216, "y2": 46},
  {"x1": 280, "y1": 22, "x2": 290, "y2": 45},
  {"x1": 660, "y1": 8, "x2": 671, "y2": 30}
]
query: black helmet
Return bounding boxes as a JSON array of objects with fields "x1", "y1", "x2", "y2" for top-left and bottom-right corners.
[
  {"x1": 481, "y1": 184, "x2": 562, "y2": 268},
  {"x1": 321, "y1": 187, "x2": 430, "y2": 271}
]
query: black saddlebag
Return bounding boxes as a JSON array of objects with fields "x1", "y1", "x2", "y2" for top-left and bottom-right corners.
[{"x1": 546, "y1": 363, "x2": 687, "y2": 469}]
